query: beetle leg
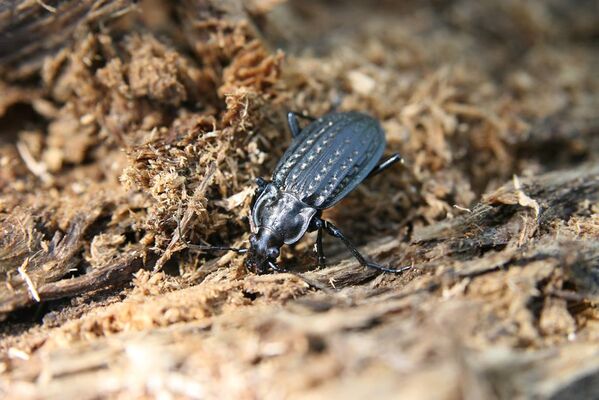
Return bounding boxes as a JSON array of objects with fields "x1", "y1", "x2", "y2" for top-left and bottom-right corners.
[
  {"x1": 256, "y1": 176, "x2": 269, "y2": 189},
  {"x1": 367, "y1": 153, "x2": 403, "y2": 179},
  {"x1": 287, "y1": 111, "x2": 316, "y2": 138},
  {"x1": 250, "y1": 177, "x2": 270, "y2": 210},
  {"x1": 267, "y1": 260, "x2": 286, "y2": 273},
  {"x1": 322, "y1": 219, "x2": 409, "y2": 274},
  {"x1": 307, "y1": 216, "x2": 326, "y2": 267},
  {"x1": 321, "y1": 220, "x2": 369, "y2": 267},
  {"x1": 315, "y1": 226, "x2": 327, "y2": 267}
]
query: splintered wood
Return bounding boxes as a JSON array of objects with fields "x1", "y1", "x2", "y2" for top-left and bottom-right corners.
[{"x1": 0, "y1": 0, "x2": 598, "y2": 399}]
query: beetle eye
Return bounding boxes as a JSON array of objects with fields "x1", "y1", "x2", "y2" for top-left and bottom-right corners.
[{"x1": 267, "y1": 248, "x2": 279, "y2": 259}]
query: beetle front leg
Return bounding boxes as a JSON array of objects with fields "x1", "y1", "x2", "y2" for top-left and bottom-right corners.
[
  {"x1": 267, "y1": 260, "x2": 287, "y2": 273},
  {"x1": 250, "y1": 177, "x2": 270, "y2": 208},
  {"x1": 256, "y1": 177, "x2": 269, "y2": 190},
  {"x1": 321, "y1": 219, "x2": 409, "y2": 274}
]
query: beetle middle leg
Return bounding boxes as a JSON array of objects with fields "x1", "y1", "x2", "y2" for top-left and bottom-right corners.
[
  {"x1": 367, "y1": 153, "x2": 403, "y2": 179},
  {"x1": 308, "y1": 213, "x2": 327, "y2": 267},
  {"x1": 287, "y1": 111, "x2": 316, "y2": 138},
  {"x1": 315, "y1": 227, "x2": 326, "y2": 267},
  {"x1": 319, "y1": 218, "x2": 409, "y2": 273}
]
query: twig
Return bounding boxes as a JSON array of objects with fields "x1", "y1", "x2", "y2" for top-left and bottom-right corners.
[
  {"x1": 35, "y1": 0, "x2": 56, "y2": 13},
  {"x1": 546, "y1": 289, "x2": 587, "y2": 302},
  {"x1": 17, "y1": 258, "x2": 40, "y2": 302},
  {"x1": 453, "y1": 204, "x2": 472, "y2": 213},
  {"x1": 38, "y1": 254, "x2": 145, "y2": 301},
  {"x1": 16, "y1": 141, "x2": 54, "y2": 184},
  {"x1": 1, "y1": 254, "x2": 145, "y2": 317},
  {"x1": 7, "y1": 348, "x2": 30, "y2": 360}
]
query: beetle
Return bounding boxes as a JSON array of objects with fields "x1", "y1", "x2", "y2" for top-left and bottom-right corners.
[{"x1": 190, "y1": 111, "x2": 409, "y2": 275}]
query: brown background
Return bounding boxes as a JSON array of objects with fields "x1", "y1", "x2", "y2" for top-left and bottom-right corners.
[{"x1": 0, "y1": 0, "x2": 598, "y2": 398}]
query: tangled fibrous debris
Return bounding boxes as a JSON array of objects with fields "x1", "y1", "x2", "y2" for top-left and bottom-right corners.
[{"x1": 0, "y1": 0, "x2": 598, "y2": 398}]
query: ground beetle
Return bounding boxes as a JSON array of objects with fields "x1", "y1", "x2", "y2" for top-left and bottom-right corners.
[{"x1": 190, "y1": 111, "x2": 408, "y2": 274}]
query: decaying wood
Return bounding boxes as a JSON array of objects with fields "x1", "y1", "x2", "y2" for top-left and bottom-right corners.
[
  {"x1": 0, "y1": 209, "x2": 106, "y2": 318},
  {"x1": 0, "y1": 0, "x2": 135, "y2": 79},
  {"x1": 0, "y1": 252, "x2": 144, "y2": 317},
  {"x1": 1, "y1": 161, "x2": 596, "y2": 398},
  {"x1": 0, "y1": 0, "x2": 598, "y2": 399}
]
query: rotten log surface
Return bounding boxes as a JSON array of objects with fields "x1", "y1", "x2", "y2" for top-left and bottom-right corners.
[
  {"x1": 1, "y1": 162, "x2": 597, "y2": 399},
  {"x1": 0, "y1": 253, "x2": 144, "y2": 316},
  {"x1": 0, "y1": 0, "x2": 134, "y2": 80},
  {"x1": 1, "y1": 162, "x2": 596, "y2": 319},
  {"x1": 1, "y1": 0, "x2": 598, "y2": 399}
]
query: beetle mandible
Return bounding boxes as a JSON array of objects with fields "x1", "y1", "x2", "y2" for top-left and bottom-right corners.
[{"x1": 191, "y1": 111, "x2": 408, "y2": 275}]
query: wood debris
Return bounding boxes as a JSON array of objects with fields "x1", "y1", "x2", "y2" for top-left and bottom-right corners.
[{"x1": 0, "y1": 0, "x2": 598, "y2": 398}]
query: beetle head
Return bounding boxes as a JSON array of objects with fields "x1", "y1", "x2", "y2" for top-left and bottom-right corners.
[{"x1": 245, "y1": 227, "x2": 283, "y2": 274}]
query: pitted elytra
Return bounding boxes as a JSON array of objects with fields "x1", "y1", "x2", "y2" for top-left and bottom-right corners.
[{"x1": 190, "y1": 111, "x2": 409, "y2": 275}]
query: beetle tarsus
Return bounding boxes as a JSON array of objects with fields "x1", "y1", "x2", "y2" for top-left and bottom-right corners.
[
  {"x1": 267, "y1": 260, "x2": 286, "y2": 273},
  {"x1": 366, "y1": 262, "x2": 411, "y2": 274},
  {"x1": 308, "y1": 217, "x2": 327, "y2": 267}
]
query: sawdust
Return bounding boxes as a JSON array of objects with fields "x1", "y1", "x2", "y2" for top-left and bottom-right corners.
[{"x1": 0, "y1": 0, "x2": 598, "y2": 398}]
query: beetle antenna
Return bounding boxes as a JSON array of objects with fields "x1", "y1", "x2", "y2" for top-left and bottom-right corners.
[
  {"x1": 174, "y1": 208, "x2": 248, "y2": 255},
  {"x1": 266, "y1": 261, "x2": 336, "y2": 293},
  {"x1": 186, "y1": 243, "x2": 248, "y2": 254}
]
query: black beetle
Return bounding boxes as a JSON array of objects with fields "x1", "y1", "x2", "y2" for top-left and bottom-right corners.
[{"x1": 190, "y1": 111, "x2": 408, "y2": 275}]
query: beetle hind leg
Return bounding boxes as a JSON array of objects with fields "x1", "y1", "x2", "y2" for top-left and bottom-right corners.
[
  {"x1": 365, "y1": 261, "x2": 411, "y2": 273},
  {"x1": 321, "y1": 219, "x2": 409, "y2": 274},
  {"x1": 367, "y1": 153, "x2": 403, "y2": 179}
]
